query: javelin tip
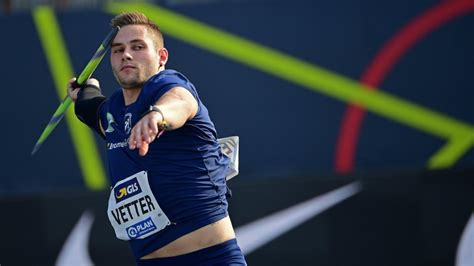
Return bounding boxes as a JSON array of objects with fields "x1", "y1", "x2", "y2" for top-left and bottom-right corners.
[{"x1": 31, "y1": 143, "x2": 41, "y2": 156}]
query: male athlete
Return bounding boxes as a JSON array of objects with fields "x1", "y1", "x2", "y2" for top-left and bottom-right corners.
[{"x1": 67, "y1": 12, "x2": 246, "y2": 265}]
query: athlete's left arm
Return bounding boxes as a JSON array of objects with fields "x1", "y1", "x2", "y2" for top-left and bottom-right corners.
[{"x1": 128, "y1": 86, "x2": 198, "y2": 156}]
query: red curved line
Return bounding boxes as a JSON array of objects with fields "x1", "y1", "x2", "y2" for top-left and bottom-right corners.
[{"x1": 334, "y1": 0, "x2": 474, "y2": 174}]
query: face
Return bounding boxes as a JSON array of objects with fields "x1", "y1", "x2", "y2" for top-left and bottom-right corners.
[{"x1": 110, "y1": 25, "x2": 167, "y2": 90}]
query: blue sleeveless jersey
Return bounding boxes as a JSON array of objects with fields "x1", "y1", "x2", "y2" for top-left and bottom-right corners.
[{"x1": 99, "y1": 69, "x2": 230, "y2": 258}]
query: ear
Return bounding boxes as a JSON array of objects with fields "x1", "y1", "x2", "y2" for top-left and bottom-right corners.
[{"x1": 158, "y1": 48, "x2": 169, "y2": 67}]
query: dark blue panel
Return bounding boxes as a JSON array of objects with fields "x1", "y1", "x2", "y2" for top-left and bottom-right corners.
[
  {"x1": 0, "y1": 1, "x2": 472, "y2": 195},
  {"x1": 382, "y1": 13, "x2": 474, "y2": 123},
  {"x1": 0, "y1": 13, "x2": 85, "y2": 194}
]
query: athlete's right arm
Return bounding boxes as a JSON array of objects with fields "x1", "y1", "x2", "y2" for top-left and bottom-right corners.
[{"x1": 67, "y1": 78, "x2": 106, "y2": 137}]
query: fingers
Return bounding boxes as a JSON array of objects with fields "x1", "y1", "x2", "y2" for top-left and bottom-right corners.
[
  {"x1": 128, "y1": 112, "x2": 163, "y2": 154},
  {"x1": 141, "y1": 120, "x2": 150, "y2": 144},
  {"x1": 128, "y1": 121, "x2": 137, "y2": 149},
  {"x1": 128, "y1": 123, "x2": 141, "y2": 149},
  {"x1": 144, "y1": 117, "x2": 159, "y2": 143},
  {"x1": 67, "y1": 78, "x2": 80, "y2": 101},
  {"x1": 139, "y1": 142, "x2": 149, "y2": 156},
  {"x1": 67, "y1": 77, "x2": 77, "y2": 87}
]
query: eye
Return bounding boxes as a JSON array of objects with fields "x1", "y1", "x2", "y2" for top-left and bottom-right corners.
[
  {"x1": 112, "y1": 48, "x2": 124, "y2": 54},
  {"x1": 133, "y1": 45, "x2": 144, "y2": 51}
]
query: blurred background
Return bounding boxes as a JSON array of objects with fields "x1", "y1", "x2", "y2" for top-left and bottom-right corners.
[{"x1": 0, "y1": 0, "x2": 473, "y2": 265}]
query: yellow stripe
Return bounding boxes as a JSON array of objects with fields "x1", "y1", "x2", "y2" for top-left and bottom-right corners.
[
  {"x1": 33, "y1": 6, "x2": 108, "y2": 190},
  {"x1": 105, "y1": 2, "x2": 474, "y2": 168},
  {"x1": 428, "y1": 136, "x2": 473, "y2": 169}
]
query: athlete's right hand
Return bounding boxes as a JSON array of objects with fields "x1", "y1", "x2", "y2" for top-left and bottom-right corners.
[
  {"x1": 67, "y1": 78, "x2": 101, "y2": 102},
  {"x1": 128, "y1": 110, "x2": 165, "y2": 156}
]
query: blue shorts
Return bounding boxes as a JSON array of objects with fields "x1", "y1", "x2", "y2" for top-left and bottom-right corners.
[{"x1": 136, "y1": 238, "x2": 247, "y2": 266}]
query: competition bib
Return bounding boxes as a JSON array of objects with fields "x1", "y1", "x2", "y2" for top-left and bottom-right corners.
[{"x1": 107, "y1": 171, "x2": 170, "y2": 240}]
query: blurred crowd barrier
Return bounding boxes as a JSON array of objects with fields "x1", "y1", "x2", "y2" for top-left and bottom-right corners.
[{"x1": 0, "y1": 169, "x2": 472, "y2": 265}]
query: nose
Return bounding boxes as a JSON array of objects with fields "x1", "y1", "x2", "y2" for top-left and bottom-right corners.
[{"x1": 121, "y1": 48, "x2": 133, "y2": 61}]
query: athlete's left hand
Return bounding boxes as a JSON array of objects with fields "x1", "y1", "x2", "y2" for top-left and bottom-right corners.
[{"x1": 128, "y1": 111, "x2": 164, "y2": 156}]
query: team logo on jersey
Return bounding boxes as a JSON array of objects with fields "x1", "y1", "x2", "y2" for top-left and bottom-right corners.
[
  {"x1": 124, "y1": 113, "x2": 132, "y2": 135},
  {"x1": 105, "y1": 112, "x2": 115, "y2": 133},
  {"x1": 114, "y1": 177, "x2": 142, "y2": 203}
]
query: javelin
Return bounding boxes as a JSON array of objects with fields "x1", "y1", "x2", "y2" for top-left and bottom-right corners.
[{"x1": 31, "y1": 26, "x2": 120, "y2": 155}]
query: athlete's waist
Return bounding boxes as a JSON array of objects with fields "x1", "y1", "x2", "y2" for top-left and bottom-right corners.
[{"x1": 140, "y1": 215, "x2": 235, "y2": 259}]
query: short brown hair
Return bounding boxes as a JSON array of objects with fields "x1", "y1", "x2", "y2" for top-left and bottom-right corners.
[{"x1": 111, "y1": 12, "x2": 164, "y2": 48}]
